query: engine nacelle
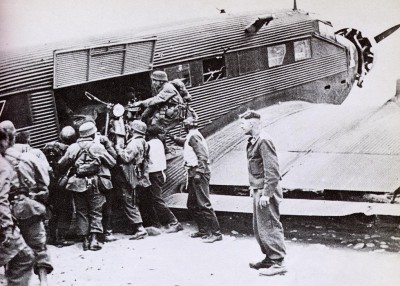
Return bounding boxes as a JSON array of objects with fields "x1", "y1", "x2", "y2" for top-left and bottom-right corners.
[{"x1": 336, "y1": 28, "x2": 374, "y2": 87}]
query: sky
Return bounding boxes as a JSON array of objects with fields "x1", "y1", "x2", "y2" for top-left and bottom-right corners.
[{"x1": 0, "y1": 0, "x2": 399, "y2": 105}]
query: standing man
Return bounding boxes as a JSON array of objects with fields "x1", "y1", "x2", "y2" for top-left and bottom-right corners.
[
  {"x1": 114, "y1": 120, "x2": 149, "y2": 240},
  {"x1": 239, "y1": 110, "x2": 287, "y2": 276},
  {"x1": 142, "y1": 125, "x2": 183, "y2": 232},
  {"x1": 171, "y1": 118, "x2": 222, "y2": 243},
  {"x1": 0, "y1": 127, "x2": 35, "y2": 286},
  {"x1": 42, "y1": 126, "x2": 76, "y2": 247},
  {"x1": 0, "y1": 120, "x2": 53, "y2": 283},
  {"x1": 58, "y1": 122, "x2": 116, "y2": 251}
]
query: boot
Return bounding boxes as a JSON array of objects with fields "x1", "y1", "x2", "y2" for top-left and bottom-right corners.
[
  {"x1": 202, "y1": 233, "x2": 223, "y2": 243},
  {"x1": 89, "y1": 233, "x2": 102, "y2": 251},
  {"x1": 82, "y1": 236, "x2": 89, "y2": 251},
  {"x1": 165, "y1": 222, "x2": 184, "y2": 233},
  {"x1": 57, "y1": 231, "x2": 74, "y2": 247},
  {"x1": 103, "y1": 230, "x2": 118, "y2": 242},
  {"x1": 129, "y1": 225, "x2": 148, "y2": 240},
  {"x1": 38, "y1": 268, "x2": 48, "y2": 286}
]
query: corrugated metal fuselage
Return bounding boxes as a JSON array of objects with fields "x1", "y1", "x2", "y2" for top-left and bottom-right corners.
[{"x1": 0, "y1": 10, "x2": 357, "y2": 147}]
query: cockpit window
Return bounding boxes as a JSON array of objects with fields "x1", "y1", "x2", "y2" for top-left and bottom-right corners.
[
  {"x1": 203, "y1": 56, "x2": 226, "y2": 83},
  {"x1": 267, "y1": 44, "x2": 286, "y2": 67},
  {"x1": 318, "y1": 21, "x2": 336, "y2": 41},
  {"x1": 164, "y1": 64, "x2": 191, "y2": 87},
  {"x1": 294, "y1": 39, "x2": 311, "y2": 61}
]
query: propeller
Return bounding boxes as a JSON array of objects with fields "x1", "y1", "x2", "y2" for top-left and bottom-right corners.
[{"x1": 374, "y1": 24, "x2": 400, "y2": 43}]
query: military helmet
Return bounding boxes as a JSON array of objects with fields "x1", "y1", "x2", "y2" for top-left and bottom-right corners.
[
  {"x1": 60, "y1": 126, "x2": 76, "y2": 142},
  {"x1": 151, "y1": 71, "x2": 168, "y2": 82},
  {"x1": 183, "y1": 117, "x2": 198, "y2": 128},
  {"x1": 130, "y1": 120, "x2": 147, "y2": 135},
  {"x1": 0, "y1": 120, "x2": 16, "y2": 136},
  {"x1": 79, "y1": 122, "x2": 97, "y2": 138}
]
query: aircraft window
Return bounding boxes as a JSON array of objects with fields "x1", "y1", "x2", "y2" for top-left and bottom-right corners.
[
  {"x1": 318, "y1": 22, "x2": 336, "y2": 41},
  {"x1": 294, "y1": 39, "x2": 311, "y2": 61},
  {"x1": 238, "y1": 49, "x2": 261, "y2": 74},
  {"x1": 203, "y1": 56, "x2": 226, "y2": 83},
  {"x1": 267, "y1": 44, "x2": 286, "y2": 67},
  {"x1": 164, "y1": 64, "x2": 191, "y2": 87}
]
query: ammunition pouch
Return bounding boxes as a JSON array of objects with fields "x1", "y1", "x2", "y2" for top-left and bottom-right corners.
[
  {"x1": 11, "y1": 196, "x2": 46, "y2": 221},
  {"x1": 9, "y1": 187, "x2": 30, "y2": 202}
]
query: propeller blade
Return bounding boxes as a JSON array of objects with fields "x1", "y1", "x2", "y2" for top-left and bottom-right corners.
[{"x1": 374, "y1": 24, "x2": 400, "y2": 43}]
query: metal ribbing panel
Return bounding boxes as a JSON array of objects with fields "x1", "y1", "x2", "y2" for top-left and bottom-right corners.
[
  {"x1": 152, "y1": 15, "x2": 313, "y2": 65},
  {"x1": 187, "y1": 52, "x2": 346, "y2": 128},
  {"x1": 54, "y1": 51, "x2": 89, "y2": 88},
  {"x1": 89, "y1": 52, "x2": 124, "y2": 81},
  {"x1": 124, "y1": 41, "x2": 155, "y2": 74},
  {"x1": 0, "y1": 10, "x2": 314, "y2": 95},
  {"x1": 26, "y1": 90, "x2": 58, "y2": 148}
]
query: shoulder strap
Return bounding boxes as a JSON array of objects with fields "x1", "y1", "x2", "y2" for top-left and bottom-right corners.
[{"x1": 6, "y1": 152, "x2": 27, "y2": 186}]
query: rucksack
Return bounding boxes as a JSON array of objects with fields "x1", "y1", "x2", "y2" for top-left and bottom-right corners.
[
  {"x1": 135, "y1": 139, "x2": 150, "y2": 184},
  {"x1": 42, "y1": 143, "x2": 61, "y2": 169},
  {"x1": 74, "y1": 142, "x2": 101, "y2": 177}
]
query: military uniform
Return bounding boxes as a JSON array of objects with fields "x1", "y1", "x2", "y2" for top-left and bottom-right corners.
[
  {"x1": 246, "y1": 131, "x2": 286, "y2": 275},
  {"x1": 42, "y1": 140, "x2": 74, "y2": 245},
  {"x1": 115, "y1": 134, "x2": 149, "y2": 227},
  {"x1": 0, "y1": 155, "x2": 34, "y2": 286},
  {"x1": 58, "y1": 136, "x2": 116, "y2": 241},
  {"x1": 139, "y1": 81, "x2": 184, "y2": 133},
  {"x1": 4, "y1": 145, "x2": 53, "y2": 275}
]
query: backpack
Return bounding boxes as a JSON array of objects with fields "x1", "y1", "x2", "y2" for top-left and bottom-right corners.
[
  {"x1": 135, "y1": 139, "x2": 150, "y2": 186},
  {"x1": 74, "y1": 142, "x2": 101, "y2": 177},
  {"x1": 121, "y1": 138, "x2": 151, "y2": 188},
  {"x1": 42, "y1": 142, "x2": 65, "y2": 169}
]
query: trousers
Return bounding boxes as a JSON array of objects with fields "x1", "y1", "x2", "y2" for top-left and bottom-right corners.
[
  {"x1": 72, "y1": 184, "x2": 105, "y2": 236},
  {"x1": 252, "y1": 189, "x2": 286, "y2": 262},
  {"x1": 187, "y1": 173, "x2": 220, "y2": 235},
  {"x1": 1, "y1": 227, "x2": 34, "y2": 286},
  {"x1": 139, "y1": 171, "x2": 178, "y2": 227},
  {"x1": 18, "y1": 217, "x2": 53, "y2": 274}
]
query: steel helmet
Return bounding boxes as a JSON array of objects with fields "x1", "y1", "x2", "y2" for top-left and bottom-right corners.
[
  {"x1": 183, "y1": 117, "x2": 198, "y2": 128},
  {"x1": 130, "y1": 120, "x2": 147, "y2": 135},
  {"x1": 60, "y1": 126, "x2": 76, "y2": 143},
  {"x1": 0, "y1": 120, "x2": 16, "y2": 137},
  {"x1": 151, "y1": 71, "x2": 168, "y2": 82},
  {"x1": 79, "y1": 122, "x2": 97, "y2": 138}
]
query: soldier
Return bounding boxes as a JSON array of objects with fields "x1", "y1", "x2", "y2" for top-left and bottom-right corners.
[
  {"x1": 0, "y1": 120, "x2": 53, "y2": 284},
  {"x1": 171, "y1": 118, "x2": 222, "y2": 243},
  {"x1": 0, "y1": 127, "x2": 35, "y2": 286},
  {"x1": 239, "y1": 110, "x2": 287, "y2": 276},
  {"x1": 42, "y1": 126, "x2": 76, "y2": 247},
  {"x1": 114, "y1": 120, "x2": 149, "y2": 240},
  {"x1": 58, "y1": 122, "x2": 116, "y2": 251},
  {"x1": 14, "y1": 131, "x2": 49, "y2": 163},
  {"x1": 133, "y1": 71, "x2": 184, "y2": 134}
]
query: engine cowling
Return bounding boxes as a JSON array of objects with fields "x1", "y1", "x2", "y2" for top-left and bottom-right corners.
[{"x1": 335, "y1": 28, "x2": 374, "y2": 87}]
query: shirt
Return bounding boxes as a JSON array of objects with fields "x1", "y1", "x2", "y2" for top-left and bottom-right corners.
[
  {"x1": 246, "y1": 131, "x2": 281, "y2": 197},
  {"x1": 147, "y1": 138, "x2": 166, "y2": 173}
]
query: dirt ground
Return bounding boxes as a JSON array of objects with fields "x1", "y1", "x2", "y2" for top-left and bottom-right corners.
[{"x1": 1, "y1": 218, "x2": 399, "y2": 286}]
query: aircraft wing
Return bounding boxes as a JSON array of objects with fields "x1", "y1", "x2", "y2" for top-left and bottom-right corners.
[{"x1": 209, "y1": 98, "x2": 400, "y2": 194}]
